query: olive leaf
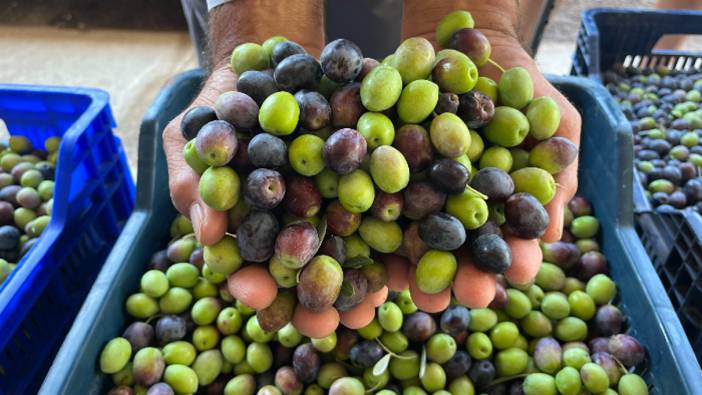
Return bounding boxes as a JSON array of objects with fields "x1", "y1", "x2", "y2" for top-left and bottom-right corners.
[
  {"x1": 485, "y1": 373, "x2": 530, "y2": 388},
  {"x1": 419, "y1": 345, "x2": 427, "y2": 379},
  {"x1": 465, "y1": 184, "x2": 488, "y2": 200},
  {"x1": 342, "y1": 256, "x2": 375, "y2": 269},
  {"x1": 372, "y1": 353, "x2": 392, "y2": 376},
  {"x1": 338, "y1": 277, "x2": 357, "y2": 299},
  {"x1": 315, "y1": 216, "x2": 328, "y2": 252}
]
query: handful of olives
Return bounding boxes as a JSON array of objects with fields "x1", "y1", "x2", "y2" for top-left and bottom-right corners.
[{"x1": 181, "y1": 9, "x2": 577, "y2": 338}]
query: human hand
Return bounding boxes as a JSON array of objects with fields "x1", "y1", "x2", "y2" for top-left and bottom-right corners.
[
  {"x1": 164, "y1": 66, "x2": 376, "y2": 339},
  {"x1": 398, "y1": 6, "x2": 582, "y2": 311},
  {"x1": 162, "y1": 66, "x2": 237, "y2": 246},
  {"x1": 479, "y1": 30, "x2": 582, "y2": 244}
]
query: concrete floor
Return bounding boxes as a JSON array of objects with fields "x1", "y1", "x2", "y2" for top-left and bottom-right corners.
[
  {"x1": 0, "y1": 27, "x2": 198, "y2": 172},
  {"x1": 1, "y1": 0, "x2": 699, "y2": 174}
]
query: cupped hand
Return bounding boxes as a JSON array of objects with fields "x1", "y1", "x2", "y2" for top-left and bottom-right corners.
[
  {"x1": 164, "y1": 30, "x2": 581, "y2": 338},
  {"x1": 396, "y1": 30, "x2": 582, "y2": 311},
  {"x1": 162, "y1": 66, "x2": 237, "y2": 245},
  {"x1": 479, "y1": 31, "x2": 582, "y2": 243}
]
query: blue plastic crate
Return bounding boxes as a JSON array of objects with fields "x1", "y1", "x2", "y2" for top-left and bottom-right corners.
[
  {"x1": 0, "y1": 85, "x2": 135, "y2": 395},
  {"x1": 38, "y1": 71, "x2": 702, "y2": 394},
  {"x1": 553, "y1": 75, "x2": 702, "y2": 393},
  {"x1": 571, "y1": 7, "x2": 702, "y2": 81},
  {"x1": 570, "y1": 7, "x2": 702, "y2": 214},
  {"x1": 570, "y1": 7, "x2": 702, "y2": 359}
]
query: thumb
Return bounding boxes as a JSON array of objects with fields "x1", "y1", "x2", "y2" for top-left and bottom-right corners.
[
  {"x1": 542, "y1": 162, "x2": 578, "y2": 243},
  {"x1": 190, "y1": 200, "x2": 228, "y2": 246}
]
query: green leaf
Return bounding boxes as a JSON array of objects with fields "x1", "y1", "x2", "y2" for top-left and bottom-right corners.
[
  {"x1": 465, "y1": 184, "x2": 488, "y2": 200},
  {"x1": 419, "y1": 346, "x2": 427, "y2": 379},
  {"x1": 315, "y1": 216, "x2": 328, "y2": 251},
  {"x1": 373, "y1": 353, "x2": 392, "y2": 376},
  {"x1": 342, "y1": 256, "x2": 375, "y2": 269}
]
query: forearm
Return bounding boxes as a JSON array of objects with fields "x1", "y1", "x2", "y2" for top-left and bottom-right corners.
[
  {"x1": 207, "y1": 0, "x2": 325, "y2": 69},
  {"x1": 402, "y1": 0, "x2": 519, "y2": 45},
  {"x1": 656, "y1": 0, "x2": 702, "y2": 10}
]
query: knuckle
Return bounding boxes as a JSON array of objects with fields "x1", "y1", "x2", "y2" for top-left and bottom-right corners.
[{"x1": 162, "y1": 118, "x2": 181, "y2": 142}]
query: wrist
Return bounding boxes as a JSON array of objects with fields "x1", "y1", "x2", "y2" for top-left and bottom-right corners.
[{"x1": 208, "y1": 0, "x2": 324, "y2": 69}]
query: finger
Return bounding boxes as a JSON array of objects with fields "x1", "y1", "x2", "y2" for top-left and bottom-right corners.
[
  {"x1": 369, "y1": 286, "x2": 389, "y2": 307},
  {"x1": 227, "y1": 265, "x2": 278, "y2": 310},
  {"x1": 542, "y1": 193, "x2": 565, "y2": 243},
  {"x1": 382, "y1": 254, "x2": 410, "y2": 291},
  {"x1": 190, "y1": 200, "x2": 228, "y2": 245},
  {"x1": 543, "y1": 162, "x2": 579, "y2": 243},
  {"x1": 293, "y1": 305, "x2": 340, "y2": 338},
  {"x1": 408, "y1": 266, "x2": 452, "y2": 313},
  {"x1": 504, "y1": 236, "x2": 542, "y2": 285},
  {"x1": 339, "y1": 296, "x2": 376, "y2": 329},
  {"x1": 164, "y1": 131, "x2": 200, "y2": 217},
  {"x1": 163, "y1": 67, "x2": 239, "y2": 230},
  {"x1": 452, "y1": 256, "x2": 496, "y2": 308}
]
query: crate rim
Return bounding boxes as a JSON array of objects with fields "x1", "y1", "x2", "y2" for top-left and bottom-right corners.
[{"x1": 583, "y1": 6, "x2": 702, "y2": 18}]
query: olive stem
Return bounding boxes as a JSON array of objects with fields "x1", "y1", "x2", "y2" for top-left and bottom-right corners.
[
  {"x1": 486, "y1": 373, "x2": 529, "y2": 387},
  {"x1": 487, "y1": 58, "x2": 506, "y2": 73},
  {"x1": 374, "y1": 338, "x2": 394, "y2": 355},
  {"x1": 365, "y1": 383, "x2": 382, "y2": 394},
  {"x1": 145, "y1": 314, "x2": 163, "y2": 325},
  {"x1": 374, "y1": 338, "x2": 416, "y2": 360},
  {"x1": 612, "y1": 355, "x2": 630, "y2": 374}
]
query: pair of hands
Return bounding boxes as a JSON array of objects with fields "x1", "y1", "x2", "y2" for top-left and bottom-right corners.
[{"x1": 162, "y1": 30, "x2": 582, "y2": 338}]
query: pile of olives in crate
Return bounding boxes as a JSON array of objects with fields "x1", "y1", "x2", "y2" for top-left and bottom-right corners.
[
  {"x1": 604, "y1": 65, "x2": 702, "y2": 211},
  {"x1": 0, "y1": 135, "x2": 58, "y2": 285},
  {"x1": 180, "y1": 9, "x2": 577, "y2": 334},
  {"x1": 101, "y1": 196, "x2": 650, "y2": 395}
]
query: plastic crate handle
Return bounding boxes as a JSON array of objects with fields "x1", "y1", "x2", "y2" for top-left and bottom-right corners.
[
  {"x1": 58, "y1": 99, "x2": 115, "y2": 227},
  {"x1": 585, "y1": 8, "x2": 702, "y2": 59}
]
